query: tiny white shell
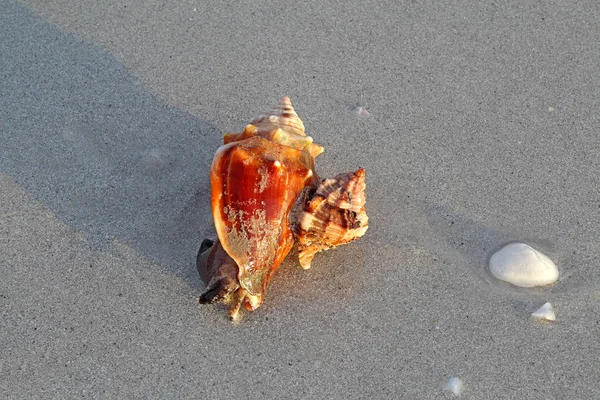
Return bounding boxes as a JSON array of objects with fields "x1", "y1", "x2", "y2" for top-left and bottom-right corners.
[
  {"x1": 489, "y1": 243, "x2": 559, "y2": 287},
  {"x1": 443, "y1": 377, "x2": 463, "y2": 396},
  {"x1": 532, "y1": 302, "x2": 556, "y2": 321},
  {"x1": 353, "y1": 106, "x2": 370, "y2": 118}
]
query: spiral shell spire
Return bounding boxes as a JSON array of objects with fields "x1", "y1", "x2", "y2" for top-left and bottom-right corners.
[
  {"x1": 253, "y1": 96, "x2": 306, "y2": 137},
  {"x1": 224, "y1": 97, "x2": 324, "y2": 158}
]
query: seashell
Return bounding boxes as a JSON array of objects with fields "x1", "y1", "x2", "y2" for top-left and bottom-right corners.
[
  {"x1": 352, "y1": 105, "x2": 371, "y2": 118},
  {"x1": 443, "y1": 377, "x2": 463, "y2": 397},
  {"x1": 293, "y1": 168, "x2": 369, "y2": 269},
  {"x1": 197, "y1": 97, "x2": 368, "y2": 320},
  {"x1": 531, "y1": 302, "x2": 556, "y2": 321},
  {"x1": 199, "y1": 97, "x2": 320, "y2": 320},
  {"x1": 489, "y1": 243, "x2": 559, "y2": 287}
]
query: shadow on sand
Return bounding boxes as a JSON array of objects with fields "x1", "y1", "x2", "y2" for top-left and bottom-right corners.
[
  {"x1": 416, "y1": 199, "x2": 566, "y2": 297},
  {"x1": 1, "y1": 1, "x2": 220, "y2": 288}
]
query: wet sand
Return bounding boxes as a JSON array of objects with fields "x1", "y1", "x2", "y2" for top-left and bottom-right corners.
[{"x1": 2, "y1": 1, "x2": 600, "y2": 398}]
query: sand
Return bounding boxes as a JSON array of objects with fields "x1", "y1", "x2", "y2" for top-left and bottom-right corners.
[{"x1": 2, "y1": 0, "x2": 600, "y2": 398}]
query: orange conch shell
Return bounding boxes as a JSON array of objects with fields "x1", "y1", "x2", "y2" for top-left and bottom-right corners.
[
  {"x1": 293, "y1": 169, "x2": 369, "y2": 269},
  {"x1": 197, "y1": 97, "x2": 368, "y2": 321},
  {"x1": 206, "y1": 97, "x2": 320, "y2": 319}
]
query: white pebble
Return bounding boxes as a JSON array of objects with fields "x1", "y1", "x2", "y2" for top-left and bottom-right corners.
[
  {"x1": 141, "y1": 148, "x2": 168, "y2": 172},
  {"x1": 489, "y1": 243, "x2": 559, "y2": 287},
  {"x1": 443, "y1": 377, "x2": 463, "y2": 396},
  {"x1": 353, "y1": 106, "x2": 370, "y2": 118},
  {"x1": 532, "y1": 302, "x2": 556, "y2": 321}
]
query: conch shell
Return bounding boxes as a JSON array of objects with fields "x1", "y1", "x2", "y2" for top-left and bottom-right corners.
[{"x1": 197, "y1": 97, "x2": 368, "y2": 320}]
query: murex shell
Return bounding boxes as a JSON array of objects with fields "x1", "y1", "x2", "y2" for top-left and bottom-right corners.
[
  {"x1": 197, "y1": 97, "x2": 369, "y2": 320},
  {"x1": 293, "y1": 169, "x2": 368, "y2": 270}
]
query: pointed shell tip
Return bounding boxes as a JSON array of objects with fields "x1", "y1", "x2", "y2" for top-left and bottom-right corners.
[{"x1": 531, "y1": 302, "x2": 556, "y2": 321}]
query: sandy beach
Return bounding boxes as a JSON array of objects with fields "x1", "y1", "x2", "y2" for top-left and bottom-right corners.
[{"x1": 2, "y1": 0, "x2": 600, "y2": 398}]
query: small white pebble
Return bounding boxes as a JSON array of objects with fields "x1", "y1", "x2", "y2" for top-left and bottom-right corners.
[
  {"x1": 548, "y1": 107, "x2": 554, "y2": 112},
  {"x1": 143, "y1": 149, "x2": 164, "y2": 170},
  {"x1": 444, "y1": 377, "x2": 463, "y2": 397},
  {"x1": 353, "y1": 106, "x2": 370, "y2": 118},
  {"x1": 532, "y1": 302, "x2": 556, "y2": 321}
]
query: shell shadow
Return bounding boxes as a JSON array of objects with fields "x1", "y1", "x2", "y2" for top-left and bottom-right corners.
[
  {"x1": 416, "y1": 200, "x2": 563, "y2": 297},
  {"x1": 1, "y1": 2, "x2": 219, "y2": 289}
]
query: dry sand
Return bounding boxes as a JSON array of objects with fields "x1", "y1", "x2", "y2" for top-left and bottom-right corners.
[{"x1": 2, "y1": 0, "x2": 600, "y2": 398}]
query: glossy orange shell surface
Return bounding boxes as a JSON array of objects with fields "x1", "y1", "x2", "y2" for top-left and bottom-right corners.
[{"x1": 211, "y1": 135, "x2": 317, "y2": 296}]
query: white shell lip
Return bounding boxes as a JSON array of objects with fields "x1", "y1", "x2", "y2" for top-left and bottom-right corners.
[
  {"x1": 532, "y1": 302, "x2": 556, "y2": 321},
  {"x1": 489, "y1": 243, "x2": 559, "y2": 287}
]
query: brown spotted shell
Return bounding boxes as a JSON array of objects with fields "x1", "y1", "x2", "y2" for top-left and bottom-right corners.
[{"x1": 293, "y1": 169, "x2": 369, "y2": 269}]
